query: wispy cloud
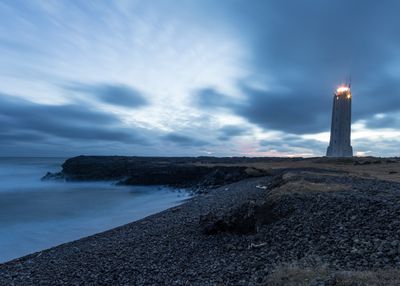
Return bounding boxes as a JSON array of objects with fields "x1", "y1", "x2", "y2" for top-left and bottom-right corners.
[
  {"x1": 64, "y1": 83, "x2": 148, "y2": 108},
  {"x1": 162, "y1": 133, "x2": 209, "y2": 147}
]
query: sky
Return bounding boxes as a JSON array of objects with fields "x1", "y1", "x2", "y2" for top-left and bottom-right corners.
[{"x1": 1, "y1": 0, "x2": 400, "y2": 157}]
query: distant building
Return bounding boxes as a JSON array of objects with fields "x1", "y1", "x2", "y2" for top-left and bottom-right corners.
[{"x1": 326, "y1": 85, "x2": 353, "y2": 157}]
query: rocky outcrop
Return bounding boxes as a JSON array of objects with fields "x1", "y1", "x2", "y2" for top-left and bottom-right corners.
[
  {"x1": 199, "y1": 170, "x2": 400, "y2": 271},
  {"x1": 42, "y1": 155, "x2": 272, "y2": 189}
]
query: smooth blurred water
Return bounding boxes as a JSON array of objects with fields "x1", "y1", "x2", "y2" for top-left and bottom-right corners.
[{"x1": 0, "y1": 158, "x2": 190, "y2": 263}]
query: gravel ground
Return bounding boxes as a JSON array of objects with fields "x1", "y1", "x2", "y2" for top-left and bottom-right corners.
[{"x1": 2, "y1": 169, "x2": 400, "y2": 285}]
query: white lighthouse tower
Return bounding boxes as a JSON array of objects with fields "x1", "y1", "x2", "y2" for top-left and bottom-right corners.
[{"x1": 326, "y1": 84, "x2": 353, "y2": 157}]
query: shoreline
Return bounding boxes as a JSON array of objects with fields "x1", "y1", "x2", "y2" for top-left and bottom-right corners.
[
  {"x1": 0, "y1": 183, "x2": 191, "y2": 264},
  {"x1": 0, "y1": 176, "x2": 270, "y2": 285},
  {"x1": 2, "y1": 157, "x2": 400, "y2": 284}
]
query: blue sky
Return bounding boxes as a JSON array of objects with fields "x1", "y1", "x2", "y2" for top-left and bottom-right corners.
[{"x1": 1, "y1": 0, "x2": 400, "y2": 157}]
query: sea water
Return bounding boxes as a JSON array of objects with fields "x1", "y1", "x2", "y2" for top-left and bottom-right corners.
[{"x1": 0, "y1": 157, "x2": 190, "y2": 263}]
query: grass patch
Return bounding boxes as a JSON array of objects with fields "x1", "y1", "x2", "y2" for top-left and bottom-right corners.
[{"x1": 268, "y1": 173, "x2": 349, "y2": 201}]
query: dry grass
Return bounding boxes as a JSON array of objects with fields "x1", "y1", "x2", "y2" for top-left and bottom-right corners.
[
  {"x1": 266, "y1": 263, "x2": 400, "y2": 286},
  {"x1": 267, "y1": 173, "x2": 349, "y2": 201},
  {"x1": 195, "y1": 157, "x2": 400, "y2": 184},
  {"x1": 244, "y1": 167, "x2": 273, "y2": 177},
  {"x1": 255, "y1": 159, "x2": 400, "y2": 183}
]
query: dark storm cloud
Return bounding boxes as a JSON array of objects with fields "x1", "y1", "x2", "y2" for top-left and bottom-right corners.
[
  {"x1": 363, "y1": 113, "x2": 400, "y2": 129},
  {"x1": 65, "y1": 83, "x2": 148, "y2": 108},
  {"x1": 193, "y1": 85, "x2": 331, "y2": 134},
  {"x1": 235, "y1": 85, "x2": 331, "y2": 134},
  {"x1": 259, "y1": 135, "x2": 326, "y2": 154},
  {"x1": 162, "y1": 133, "x2": 208, "y2": 146},
  {"x1": 232, "y1": 0, "x2": 400, "y2": 81},
  {"x1": 0, "y1": 93, "x2": 144, "y2": 143},
  {"x1": 218, "y1": 125, "x2": 247, "y2": 141},
  {"x1": 354, "y1": 79, "x2": 400, "y2": 120},
  {"x1": 208, "y1": 0, "x2": 400, "y2": 134},
  {"x1": 193, "y1": 88, "x2": 233, "y2": 109},
  {"x1": 0, "y1": 132, "x2": 47, "y2": 143}
]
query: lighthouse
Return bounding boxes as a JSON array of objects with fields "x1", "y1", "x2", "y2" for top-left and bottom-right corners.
[{"x1": 326, "y1": 84, "x2": 353, "y2": 157}]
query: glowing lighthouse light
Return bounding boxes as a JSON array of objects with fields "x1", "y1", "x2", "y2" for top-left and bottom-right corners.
[
  {"x1": 336, "y1": 86, "x2": 350, "y2": 93},
  {"x1": 336, "y1": 85, "x2": 352, "y2": 99}
]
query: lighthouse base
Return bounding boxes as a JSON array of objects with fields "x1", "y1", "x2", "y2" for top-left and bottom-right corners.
[{"x1": 326, "y1": 145, "x2": 353, "y2": 157}]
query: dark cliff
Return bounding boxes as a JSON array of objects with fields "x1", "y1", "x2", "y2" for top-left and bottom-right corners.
[{"x1": 43, "y1": 155, "x2": 274, "y2": 188}]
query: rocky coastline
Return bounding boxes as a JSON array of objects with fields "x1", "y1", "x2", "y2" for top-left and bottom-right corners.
[
  {"x1": 42, "y1": 156, "x2": 275, "y2": 191},
  {"x1": 2, "y1": 156, "x2": 400, "y2": 285}
]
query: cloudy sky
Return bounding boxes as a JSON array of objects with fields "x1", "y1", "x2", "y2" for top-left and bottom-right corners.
[{"x1": 1, "y1": 0, "x2": 400, "y2": 157}]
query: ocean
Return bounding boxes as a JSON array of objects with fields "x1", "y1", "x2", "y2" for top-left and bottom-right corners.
[{"x1": 0, "y1": 157, "x2": 190, "y2": 263}]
